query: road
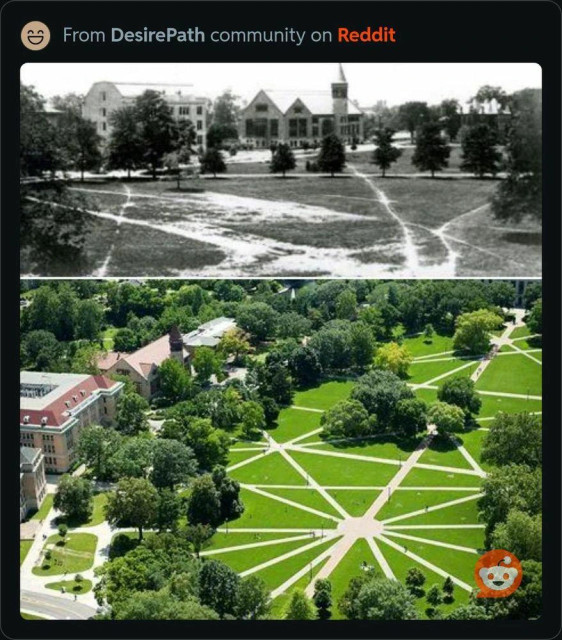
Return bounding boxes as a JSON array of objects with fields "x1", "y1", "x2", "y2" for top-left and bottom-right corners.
[{"x1": 20, "y1": 590, "x2": 97, "y2": 620}]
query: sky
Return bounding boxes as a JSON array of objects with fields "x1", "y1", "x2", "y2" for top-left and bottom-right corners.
[{"x1": 21, "y1": 62, "x2": 541, "y2": 107}]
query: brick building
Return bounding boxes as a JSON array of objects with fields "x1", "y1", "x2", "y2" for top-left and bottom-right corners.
[
  {"x1": 82, "y1": 81, "x2": 210, "y2": 149},
  {"x1": 239, "y1": 64, "x2": 364, "y2": 148},
  {"x1": 20, "y1": 372, "x2": 123, "y2": 474},
  {"x1": 20, "y1": 447, "x2": 47, "y2": 522}
]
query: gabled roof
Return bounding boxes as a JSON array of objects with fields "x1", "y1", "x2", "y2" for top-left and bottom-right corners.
[
  {"x1": 250, "y1": 89, "x2": 363, "y2": 116},
  {"x1": 20, "y1": 447, "x2": 41, "y2": 466}
]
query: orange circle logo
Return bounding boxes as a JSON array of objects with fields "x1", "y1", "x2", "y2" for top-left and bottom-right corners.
[{"x1": 474, "y1": 549, "x2": 522, "y2": 598}]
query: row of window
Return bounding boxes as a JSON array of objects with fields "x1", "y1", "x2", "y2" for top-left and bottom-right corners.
[{"x1": 245, "y1": 117, "x2": 339, "y2": 138}]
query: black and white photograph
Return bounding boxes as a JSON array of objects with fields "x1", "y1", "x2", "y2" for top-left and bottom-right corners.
[{"x1": 20, "y1": 62, "x2": 542, "y2": 278}]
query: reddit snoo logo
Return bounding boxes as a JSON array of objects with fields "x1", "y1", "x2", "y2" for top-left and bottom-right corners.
[{"x1": 475, "y1": 549, "x2": 522, "y2": 598}]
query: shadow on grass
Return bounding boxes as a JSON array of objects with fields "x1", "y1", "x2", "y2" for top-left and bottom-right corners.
[
  {"x1": 428, "y1": 434, "x2": 460, "y2": 453},
  {"x1": 109, "y1": 533, "x2": 141, "y2": 560},
  {"x1": 527, "y1": 335, "x2": 542, "y2": 348},
  {"x1": 163, "y1": 187, "x2": 205, "y2": 194},
  {"x1": 317, "y1": 433, "x2": 422, "y2": 454},
  {"x1": 501, "y1": 232, "x2": 541, "y2": 246}
]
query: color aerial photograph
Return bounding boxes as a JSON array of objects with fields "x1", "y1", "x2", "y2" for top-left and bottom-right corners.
[
  {"x1": 19, "y1": 278, "x2": 542, "y2": 621},
  {"x1": 20, "y1": 62, "x2": 541, "y2": 278}
]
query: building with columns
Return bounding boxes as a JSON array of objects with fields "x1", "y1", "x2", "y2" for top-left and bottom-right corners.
[{"x1": 239, "y1": 64, "x2": 365, "y2": 148}]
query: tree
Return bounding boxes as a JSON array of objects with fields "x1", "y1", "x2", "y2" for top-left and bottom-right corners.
[
  {"x1": 135, "y1": 90, "x2": 176, "y2": 179},
  {"x1": 270, "y1": 143, "x2": 296, "y2": 177},
  {"x1": 210, "y1": 90, "x2": 241, "y2": 130},
  {"x1": 523, "y1": 283, "x2": 542, "y2": 310},
  {"x1": 20, "y1": 83, "x2": 58, "y2": 176},
  {"x1": 75, "y1": 299, "x2": 104, "y2": 340},
  {"x1": 453, "y1": 309, "x2": 503, "y2": 354},
  {"x1": 260, "y1": 396, "x2": 280, "y2": 428},
  {"x1": 109, "y1": 436, "x2": 154, "y2": 479},
  {"x1": 428, "y1": 401, "x2": 465, "y2": 434},
  {"x1": 200, "y1": 148, "x2": 226, "y2": 178},
  {"x1": 526, "y1": 298, "x2": 542, "y2": 334},
  {"x1": 491, "y1": 88, "x2": 541, "y2": 222},
  {"x1": 479, "y1": 464, "x2": 541, "y2": 541},
  {"x1": 354, "y1": 577, "x2": 417, "y2": 620},
  {"x1": 187, "y1": 474, "x2": 222, "y2": 527},
  {"x1": 481, "y1": 413, "x2": 542, "y2": 468},
  {"x1": 321, "y1": 399, "x2": 372, "y2": 439},
  {"x1": 337, "y1": 574, "x2": 371, "y2": 619},
  {"x1": 438, "y1": 376, "x2": 482, "y2": 416},
  {"x1": 113, "y1": 327, "x2": 139, "y2": 352},
  {"x1": 112, "y1": 590, "x2": 219, "y2": 620},
  {"x1": 442, "y1": 576, "x2": 455, "y2": 602},
  {"x1": 158, "y1": 357, "x2": 193, "y2": 403},
  {"x1": 218, "y1": 329, "x2": 251, "y2": 365},
  {"x1": 423, "y1": 323, "x2": 434, "y2": 342},
  {"x1": 240, "y1": 401, "x2": 266, "y2": 439},
  {"x1": 236, "y1": 302, "x2": 279, "y2": 342},
  {"x1": 107, "y1": 106, "x2": 144, "y2": 178},
  {"x1": 192, "y1": 347, "x2": 222, "y2": 383},
  {"x1": 440, "y1": 99, "x2": 462, "y2": 141},
  {"x1": 405, "y1": 567, "x2": 426, "y2": 597},
  {"x1": 284, "y1": 590, "x2": 315, "y2": 620},
  {"x1": 317, "y1": 134, "x2": 346, "y2": 176},
  {"x1": 21, "y1": 330, "x2": 63, "y2": 371},
  {"x1": 58, "y1": 523, "x2": 68, "y2": 542},
  {"x1": 426, "y1": 584, "x2": 443, "y2": 607},
  {"x1": 115, "y1": 392, "x2": 149, "y2": 435},
  {"x1": 236, "y1": 575, "x2": 271, "y2": 620},
  {"x1": 155, "y1": 488, "x2": 182, "y2": 532},
  {"x1": 412, "y1": 122, "x2": 451, "y2": 177},
  {"x1": 78, "y1": 425, "x2": 122, "y2": 480},
  {"x1": 372, "y1": 128, "x2": 402, "y2": 176},
  {"x1": 212, "y1": 465, "x2": 245, "y2": 522},
  {"x1": 397, "y1": 101, "x2": 431, "y2": 143},
  {"x1": 58, "y1": 110, "x2": 102, "y2": 181},
  {"x1": 473, "y1": 85, "x2": 508, "y2": 108},
  {"x1": 151, "y1": 439, "x2": 197, "y2": 490},
  {"x1": 199, "y1": 560, "x2": 240, "y2": 618},
  {"x1": 313, "y1": 579, "x2": 332, "y2": 620},
  {"x1": 351, "y1": 369, "x2": 414, "y2": 424},
  {"x1": 105, "y1": 477, "x2": 159, "y2": 540},
  {"x1": 184, "y1": 523, "x2": 214, "y2": 557},
  {"x1": 460, "y1": 124, "x2": 501, "y2": 177},
  {"x1": 374, "y1": 342, "x2": 412, "y2": 378},
  {"x1": 53, "y1": 475, "x2": 93, "y2": 523},
  {"x1": 288, "y1": 345, "x2": 323, "y2": 387},
  {"x1": 335, "y1": 289, "x2": 357, "y2": 320},
  {"x1": 491, "y1": 510, "x2": 541, "y2": 562},
  {"x1": 393, "y1": 398, "x2": 428, "y2": 437},
  {"x1": 277, "y1": 312, "x2": 312, "y2": 341}
]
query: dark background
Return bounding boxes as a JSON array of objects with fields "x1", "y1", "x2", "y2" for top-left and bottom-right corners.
[{"x1": 2, "y1": 1, "x2": 560, "y2": 639}]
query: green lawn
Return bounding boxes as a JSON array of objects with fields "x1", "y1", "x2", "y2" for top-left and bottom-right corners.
[
  {"x1": 457, "y1": 429, "x2": 492, "y2": 472},
  {"x1": 268, "y1": 407, "x2": 322, "y2": 443},
  {"x1": 30, "y1": 494, "x2": 53, "y2": 521},
  {"x1": 290, "y1": 451, "x2": 398, "y2": 486},
  {"x1": 228, "y1": 449, "x2": 266, "y2": 466},
  {"x1": 327, "y1": 489, "x2": 381, "y2": 516},
  {"x1": 264, "y1": 487, "x2": 342, "y2": 519},
  {"x1": 228, "y1": 489, "x2": 337, "y2": 530},
  {"x1": 390, "y1": 495, "x2": 480, "y2": 526},
  {"x1": 418, "y1": 438, "x2": 473, "y2": 470},
  {"x1": 32, "y1": 533, "x2": 97, "y2": 576},
  {"x1": 253, "y1": 537, "x2": 338, "y2": 594},
  {"x1": 293, "y1": 380, "x2": 354, "y2": 411},
  {"x1": 397, "y1": 526, "x2": 485, "y2": 551},
  {"x1": 229, "y1": 452, "x2": 306, "y2": 485},
  {"x1": 20, "y1": 540, "x2": 33, "y2": 565},
  {"x1": 21, "y1": 613, "x2": 47, "y2": 620},
  {"x1": 403, "y1": 333, "x2": 454, "y2": 358},
  {"x1": 407, "y1": 358, "x2": 479, "y2": 385},
  {"x1": 376, "y1": 537, "x2": 470, "y2": 618},
  {"x1": 476, "y1": 354, "x2": 541, "y2": 396},
  {"x1": 205, "y1": 531, "x2": 305, "y2": 552},
  {"x1": 509, "y1": 324, "x2": 532, "y2": 339},
  {"x1": 413, "y1": 387, "x2": 439, "y2": 405},
  {"x1": 45, "y1": 578, "x2": 93, "y2": 595},
  {"x1": 311, "y1": 435, "x2": 420, "y2": 461},
  {"x1": 269, "y1": 557, "x2": 330, "y2": 618},
  {"x1": 476, "y1": 393, "x2": 542, "y2": 418},
  {"x1": 402, "y1": 467, "x2": 483, "y2": 488},
  {"x1": 377, "y1": 489, "x2": 479, "y2": 521},
  {"x1": 210, "y1": 537, "x2": 319, "y2": 574},
  {"x1": 101, "y1": 326, "x2": 118, "y2": 350},
  {"x1": 81, "y1": 492, "x2": 108, "y2": 527}
]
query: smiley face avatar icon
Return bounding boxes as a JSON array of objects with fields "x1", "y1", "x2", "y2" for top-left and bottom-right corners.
[
  {"x1": 21, "y1": 21, "x2": 51, "y2": 51},
  {"x1": 475, "y1": 549, "x2": 522, "y2": 598}
]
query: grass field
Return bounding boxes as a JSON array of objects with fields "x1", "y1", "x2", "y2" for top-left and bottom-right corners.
[
  {"x1": 293, "y1": 380, "x2": 354, "y2": 410},
  {"x1": 20, "y1": 540, "x2": 33, "y2": 565},
  {"x1": 30, "y1": 494, "x2": 53, "y2": 521},
  {"x1": 32, "y1": 533, "x2": 97, "y2": 577},
  {"x1": 268, "y1": 407, "x2": 322, "y2": 442},
  {"x1": 402, "y1": 333, "x2": 454, "y2": 358},
  {"x1": 45, "y1": 578, "x2": 93, "y2": 595},
  {"x1": 476, "y1": 354, "x2": 542, "y2": 395}
]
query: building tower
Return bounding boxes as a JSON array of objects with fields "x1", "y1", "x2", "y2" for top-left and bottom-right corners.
[
  {"x1": 169, "y1": 326, "x2": 185, "y2": 365},
  {"x1": 331, "y1": 63, "x2": 349, "y2": 137}
]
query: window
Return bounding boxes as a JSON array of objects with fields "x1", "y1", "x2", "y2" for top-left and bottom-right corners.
[
  {"x1": 298, "y1": 118, "x2": 307, "y2": 137},
  {"x1": 253, "y1": 118, "x2": 267, "y2": 138},
  {"x1": 196, "y1": 135, "x2": 203, "y2": 145},
  {"x1": 294, "y1": 106, "x2": 303, "y2": 114},
  {"x1": 255, "y1": 103, "x2": 268, "y2": 113},
  {"x1": 288, "y1": 118, "x2": 298, "y2": 138},
  {"x1": 102, "y1": 122, "x2": 107, "y2": 131},
  {"x1": 270, "y1": 119, "x2": 279, "y2": 137},
  {"x1": 179, "y1": 106, "x2": 190, "y2": 116},
  {"x1": 101, "y1": 91, "x2": 106, "y2": 101},
  {"x1": 101, "y1": 108, "x2": 107, "y2": 117},
  {"x1": 197, "y1": 120, "x2": 203, "y2": 130},
  {"x1": 245, "y1": 120, "x2": 254, "y2": 137},
  {"x1": 196, "y1": 106, "x2": 203, "y2": 115}
]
